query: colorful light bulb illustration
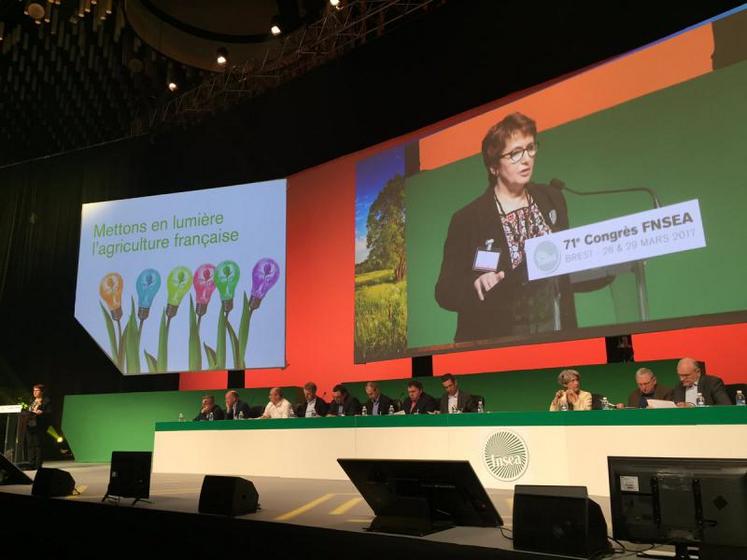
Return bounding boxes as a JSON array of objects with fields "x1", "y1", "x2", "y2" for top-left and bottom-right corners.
[
  {"x1": 193, "y1": 264, "x2": 216, "y2": 318},
  {"x1": 166, "y1": 266, "x2": 193, "y2": 319},
  {"x1": 136, "y1": 268, "x2": 161, "y2": 321},
  {"x1": 249, "y1": 258, "x2": 280, "y2": 310},
  {"x1": 214, "y1": 260, "x2": 240, "y2": 313},
  {"x1": 99, "y1": 272, "x2": 124, "y2": 321}
]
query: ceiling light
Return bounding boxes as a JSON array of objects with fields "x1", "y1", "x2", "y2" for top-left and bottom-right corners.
[
  {"x1": 216, "y1": 47, "x2": 228, "y2": 66},
  {"x1": 271, "y1": 24, "x2": 281, "y2": 36},
  {"x1": 168, "y1": 82, "x2": 177, "y2": 92}
]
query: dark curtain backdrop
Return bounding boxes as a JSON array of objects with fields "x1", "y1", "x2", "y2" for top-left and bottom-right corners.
[{"x1": 0, "y1": 1, "x2": 741, "y2": 429}]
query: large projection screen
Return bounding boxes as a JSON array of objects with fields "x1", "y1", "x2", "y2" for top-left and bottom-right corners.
[
  {"x1": 354, "y1": 7, "x2": 747, "y2": 363},
  {"x1": 75, "y1": 179, "x2": 286, "y2": 374}
]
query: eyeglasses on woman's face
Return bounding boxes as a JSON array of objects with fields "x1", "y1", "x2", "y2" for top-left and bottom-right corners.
[{"x1": 501, "y1": 142, "x2": 538, "y2": 164}]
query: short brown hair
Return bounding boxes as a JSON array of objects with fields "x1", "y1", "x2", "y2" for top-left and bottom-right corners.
[
  {"x1": 481, "y1": 112, "x2": 537, "y2": 186},
  {"x1": 304, "y1": 382, "x2": 317, "y2": 392}
]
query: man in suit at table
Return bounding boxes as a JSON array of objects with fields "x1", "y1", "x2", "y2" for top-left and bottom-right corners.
[
  {"x1": 327, "y1": 384, "x2": 362, "y2": 416},
  {"x1": 403, "y1": 380, "x2": 438, "y2": 414},
  {"x1": 672, "y1": 357, "x2": 732, "y2": 406},
  {"x1": 193, "y1": 394, "x2": 225, "y2": 421},
  {"x1": 438, "y1": 373, "x2": 477, "y2": 413},
  {"x1": 297, "y1": 381, "x2": 329, "y2": 417},
  {"x1": 362, "y1": 381, "x2": 397, "y2": 415},
  {"x1": 618, "y1": 368, "x2": 673, "y2": 409},
  {"x1": 224, "y1": 390, "x2": 253, "y2": 419}
]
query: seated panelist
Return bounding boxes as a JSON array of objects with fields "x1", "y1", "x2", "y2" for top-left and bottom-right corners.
[
  {"x1": 193, "y1": 395, "x2": 224, "y2": 421},
  {"x1": 672, "y1": 357, "x2": 731, "y2": 407},
  {"x1": 261, "y1": 387, "x2": 294, "y2": 419},
  {"x1": 225, "y1": 390, "x2": 253, "y2": 420},
  {"x1": 297, "y1": 381, "x2": 329, "y2": 417},
  {"x1": 438, "y1": 373, "x2": 477, "y2": 413},
  {"x1": 363, "y1": 381, "x2": 397, "y2": 415},
  {"x1": 616, "y1": 367, "x2": 673, "y2": 409},
  {"x1": 403, "y1": 380, "x2": 438, "y2": 414},
  {"x1": 549, "y1": 369, "x2": 592, "y2": 411},
  {"x1": 327, "y1": 384, "x2": 362, "y2": 416}
]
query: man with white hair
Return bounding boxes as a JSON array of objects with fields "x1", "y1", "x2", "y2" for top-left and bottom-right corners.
[
  {"x1": 671, "y1": 358, "x2": 731, "y2": 407},
  {"x1": 623, "y1": 368, "x2": 673, "y2": 408}
]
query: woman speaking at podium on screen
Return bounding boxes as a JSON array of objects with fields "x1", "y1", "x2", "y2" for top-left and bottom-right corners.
[{"x1": 435, "y1": 112, "x2": 576, "y2": 343}]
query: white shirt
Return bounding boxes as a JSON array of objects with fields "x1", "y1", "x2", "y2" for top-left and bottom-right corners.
[
  {"x1": 263, "y1": 399, "x2": 293, "y2": 419},
  {"x1": 448, "y1": 392, "x2": 459, "y2": 413},
  {"x1": 685, "y1": 380, "x2": 700, "y2": 406},
  {"x1": 305, "y1": 398, "x2": 317, "y2": 417}
]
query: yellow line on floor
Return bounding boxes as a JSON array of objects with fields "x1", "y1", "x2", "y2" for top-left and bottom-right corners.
[
  {"x1": 329, "y1": 497, "x2": 363, "y2": 515},
  {"x1": 274, "y1": 493, "x2": 336, "y2": 521},
  {"x1": 66, "y1": 485, "x2": 88, "y2": 498}
]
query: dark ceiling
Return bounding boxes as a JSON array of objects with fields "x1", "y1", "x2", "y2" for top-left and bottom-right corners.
[
  {"x1": 0, "y1": 1, "x2": 744, "y2": 170},
  {"x1": 0, "y1": 0, "x2": 328, "y2": 166}
]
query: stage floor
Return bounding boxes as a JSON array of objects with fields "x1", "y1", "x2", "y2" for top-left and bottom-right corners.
[{"x1": 0, "y1": 460, "x2": 663, "y2": 558}]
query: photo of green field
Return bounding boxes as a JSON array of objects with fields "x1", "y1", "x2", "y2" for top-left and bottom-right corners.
[
  {"x1": 354, "y1": 146, "x2": 408, "y2": 363},
  {"x1": 354, "y1": 270, "x2": 406, "y2": 362}
]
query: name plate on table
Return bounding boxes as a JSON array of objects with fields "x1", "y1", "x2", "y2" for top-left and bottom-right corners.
[
  {"x1": 0, "y1": 405, "x2": 23, "y2": 413},
  {"x1": 525, "y1": 199, "x2": 706, "y2": 281}
]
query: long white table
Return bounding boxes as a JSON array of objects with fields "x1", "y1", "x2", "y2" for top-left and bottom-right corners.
[{"x1": 153, "y1": 407, "x2": 747, "y2": 496}]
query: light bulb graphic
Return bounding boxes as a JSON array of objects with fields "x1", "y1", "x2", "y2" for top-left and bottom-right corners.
[
  {"x1": 214, "y1": 260, "x2": 240, "y2": 313},
  {"x1": 166, "y1": 266, "x2": 193, "y2": 319},
  {"x1": 99, "y1": 272, "x2": 124, "y2": 321},
  {"x1": 249, "y1": 258, "x2": 280, "y2": 310},
  {"x1": 136, "y1": 268, "x2": 161, "y2": 321},
  {"x1": 193, "y1": 264, "x2": 216, "y2": 319}
]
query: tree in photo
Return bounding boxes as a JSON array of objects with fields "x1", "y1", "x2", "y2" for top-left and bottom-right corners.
[{"x1": 365, "y1": 175, "x2": 406, "y2": 281}]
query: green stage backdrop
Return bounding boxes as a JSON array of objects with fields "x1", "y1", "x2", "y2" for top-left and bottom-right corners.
[
  {"x1": 62, "y1": 362, "x2": 680, "y2": 462},
  {"x1": 407, "y1": 60, "x2": 747, "y2": 349},
  {"x1": 342, "y1": 359, "x2": 679, "y2": 413},
  {"x1": 62, "y1": 386, "x2": 302, "y2": 462}
]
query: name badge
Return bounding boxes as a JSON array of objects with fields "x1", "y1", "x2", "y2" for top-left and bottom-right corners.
[{"x1": 473, "y1": 239, "x2": 500, "y2": 272}]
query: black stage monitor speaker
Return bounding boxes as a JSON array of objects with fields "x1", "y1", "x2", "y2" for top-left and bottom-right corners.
[
  {"x1": 0, "y1": 454, "x2": 33, "y2": 485},
  {"x1": 198, "y1": 475, "x2": 259, "y2": 516},
  {"x1": 31, "y1": 467, "x2": 76, "y2": 497},
  {"x1": 513, "y1": 485, "x2": 611, "y2": 559},
  {"x1": 337, "y1": 458, "x2": 502, "y2": 536},
  {"x1": 104, "y1": 451, "x2": 152, "y2": 502}
]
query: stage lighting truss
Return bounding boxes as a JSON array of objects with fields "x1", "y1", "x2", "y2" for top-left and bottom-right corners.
[{"x1": 132, "y1": 0, "x2": 442, "y2": 135}]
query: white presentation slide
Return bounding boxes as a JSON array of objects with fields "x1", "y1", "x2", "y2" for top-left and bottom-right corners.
[{"x1": 75, "y1": 179, "x2": 286, "y2": 374}]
